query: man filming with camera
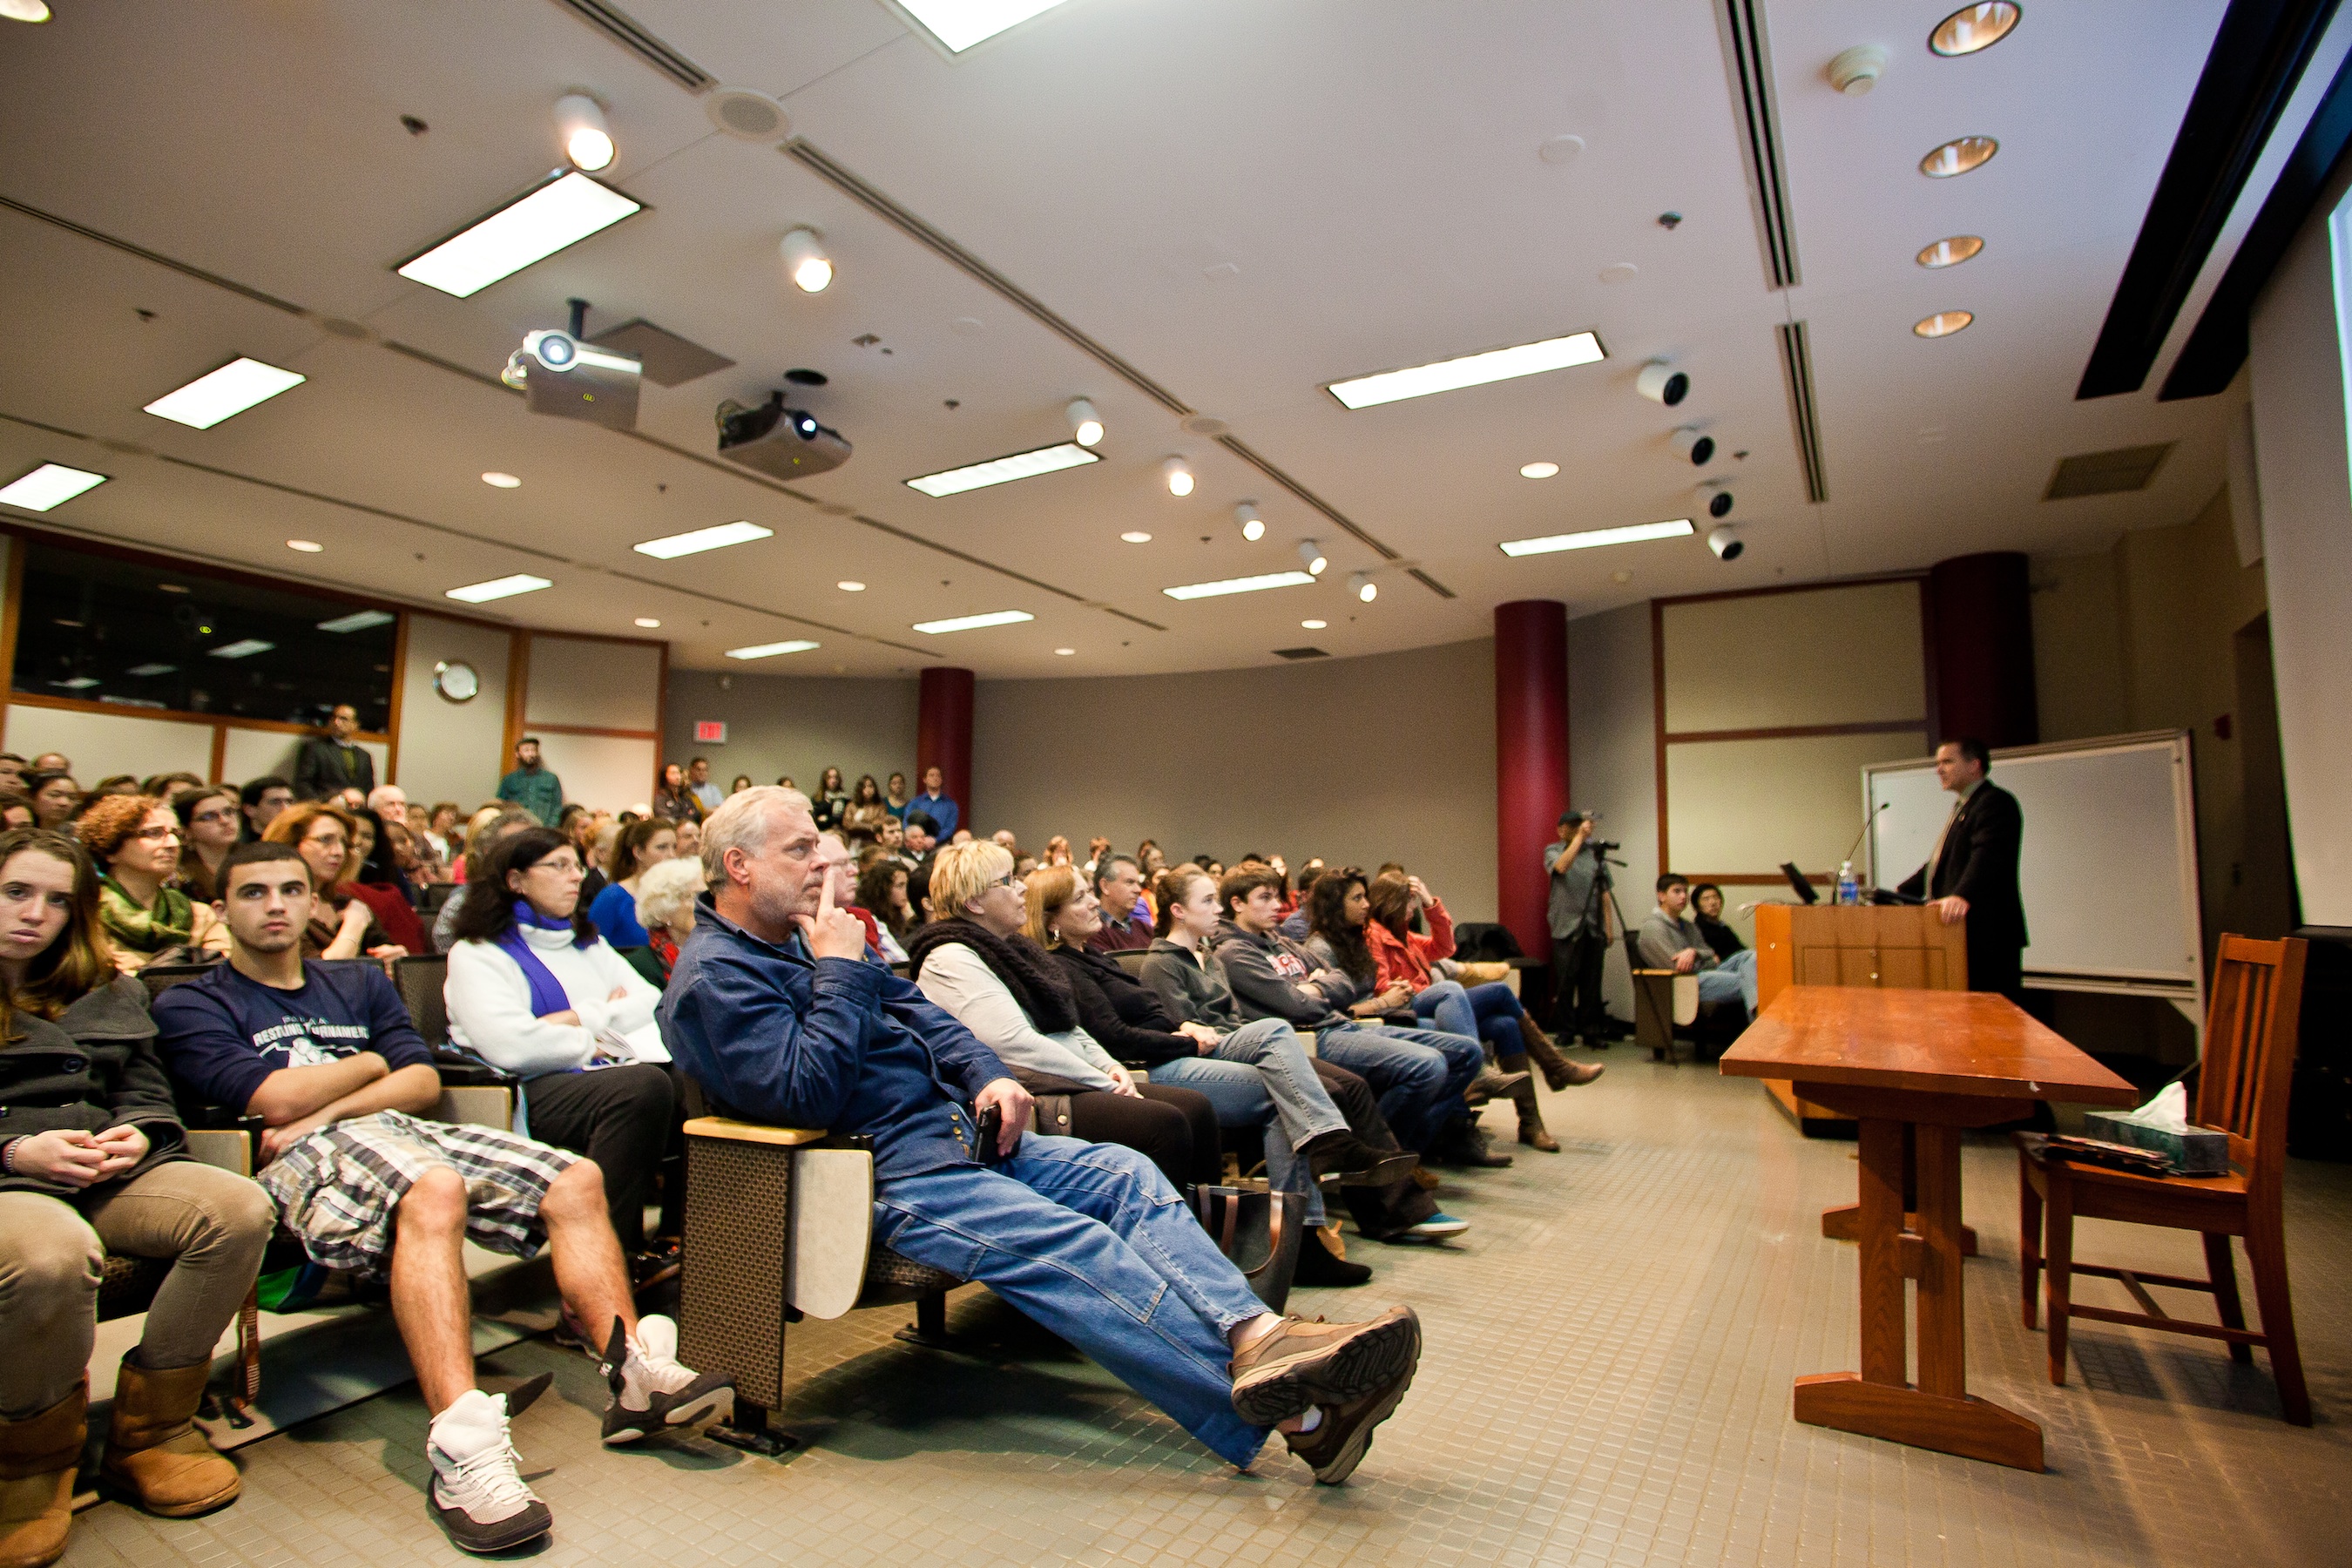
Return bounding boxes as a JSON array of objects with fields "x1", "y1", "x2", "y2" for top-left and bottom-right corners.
[{"x1": 1544, "y1": 811, "x2": 1614, "y2": 1046}]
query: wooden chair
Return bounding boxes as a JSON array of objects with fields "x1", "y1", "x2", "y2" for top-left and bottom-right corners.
[{"x1": 2016, "y1": 934, "x2": 2310, "y2": 1423}]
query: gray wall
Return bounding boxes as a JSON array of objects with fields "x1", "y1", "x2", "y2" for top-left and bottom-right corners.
[
  {"x1": 1567, "y1": 602, "x2": 1659, "y2": 1017},
  {"x1": 396, "y1": 613, "x2": 511, "y2": 808},
  {"x1": 971, "y1": 639, "x2": 1499, "y2": 921},
  {"x1": 664, "y1": 667, "x2": 921, "y2": 795}
]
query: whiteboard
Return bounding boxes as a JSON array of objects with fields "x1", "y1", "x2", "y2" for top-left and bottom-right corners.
[{"x1": 1865, "y1": 732, "x2": 2202, "y2": 1004}]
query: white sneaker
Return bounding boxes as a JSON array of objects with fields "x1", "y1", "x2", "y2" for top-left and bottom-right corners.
[
  {"x1": 599, "y1": 1315, "x2": 735, "y2": 1445},
  {"x1": 427, "y1": 1389, "x2": 551, "y2": 1554}
]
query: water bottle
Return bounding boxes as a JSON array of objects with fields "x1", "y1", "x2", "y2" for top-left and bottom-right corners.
[{"x1": 1835, "y1": 861, "x2": 1859, "y2": 906}]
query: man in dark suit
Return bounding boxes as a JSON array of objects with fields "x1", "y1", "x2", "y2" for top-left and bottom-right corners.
[
  {"x1": 292, "y1": 703, "x2": 375, "y2": 804},
  {"x1": 1898, "y1": 737, "x2": 2026, "y2": 1001}
]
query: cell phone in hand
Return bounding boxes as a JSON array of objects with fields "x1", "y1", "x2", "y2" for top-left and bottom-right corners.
[{"x1": 971, "y1": 1102, "x2": 1007, "y2": 1164}]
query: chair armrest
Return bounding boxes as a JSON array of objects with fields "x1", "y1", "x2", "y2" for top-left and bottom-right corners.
[
  {"x1": 680, "y1": 1117, "x2": 828, "y2": 1146},
  {"x1": 436, "y1": 1086, "x2": 514, "y2": 1132},
  {"x1": 1673, "y1": 973, "x2": 1699, "y2": 1026},
  {"x1": 184, "y1": 1128, "x2": 253, "y2": 1179},
  {"x1": 789, "y1": 1147, "x2": 875, "y2": 1319}
]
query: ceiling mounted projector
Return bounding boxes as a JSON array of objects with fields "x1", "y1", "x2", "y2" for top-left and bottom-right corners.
[
  {"x1": 500, "y1": 299, "x2": 640, "y2": 430},
  {"x1": 716, "y1": 390, "x2": 852, "y2": 479}
]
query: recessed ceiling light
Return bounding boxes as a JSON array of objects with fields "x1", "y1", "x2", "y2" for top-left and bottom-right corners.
[
  {"x1": 53, "y1": 677, "x2": 98, "y2": 690},
  {"x1": 634, "y1": 617, "x2": 661, "y2": 628},
  {"x1": 633, "y1": 520, "x2": 773, "y2": 559},
  {"x1": 1499, "y1": 518, "x2": 1694, "y2": 557},
  {"x1": 1919, "y1": 136, "x2": 1997, "y2": 178},
  {"x1": 1915, "y1": 310, "x2": 1975, "y2": 338},
  {"x1": 0, "y1": 463, "x2": 108, "y2": 511},
  {"x1": 156, "y1": 583, "x2": 189, "y2": 594},
  {"x1": 1520, "y1": 461, "x2": 1560, "y2": 479},
  {"x1": 1120, "y1": 531, "x2": 1152, "y2": 544},
  {"x1": 726, "y1": 639, "x2": 820, "y2": 659},
  {"x1": 482, "y1": 471, "x2": 522, "y2": 489},
  {"x1": 905, "y1": 442, "x2": 1098, "y2": 497},
  {"x1": 1, "y1": 2, "x2": 54, "y2": 21},
  {"x1": 836, "y1": 580, "x2": 867, "y2": 592},
  {"x1": 1054, "y1": 647, "x2": 1076, "y2": 656},
  {"x1": 1326, "y1": 329, "x2": 1605, "y2": 409},
  {"x1": 445, "y1": 573, "x2": 552, "y2": 603},
  {"x1": 914, "y1": 610, "x2": 1035, "y2": 634},
  {"x1": 555, "y1": 93, "x2": 614, "y2": 172},
  {"x1": 209, "y1": 639, "x2": 276, "y2": 660},
  {"x1": 896, "y1": 0, "x2": 1077, "y2": 52},
  {"x1": 1916, "y1": 235, "x2": 1984, "y2": 268},
  {"x1": 1930, "y1": 3, "x2": 2019, "y2": 57},
  {"x1": 143, "y1": 357, "x2": 306, "y2": 429},
  {"x1": 1162, "y1": 571, "x2": 1317, "y2": 601},
  {"x1": 1301, "y1": 618, "x2": 1328, "y2": 630},
  {"x1": 316, "y1": 609, "x2": 395, "y2": 633},
  {"x1": 287, "y1": 539, "x2": 324, "y2": 553},
  {"x1": 125, "y1": 662, "x2": 175, "y2": 677},
  {"x1": 396, "y1": 171, "x2": 641, "y2": 299}
]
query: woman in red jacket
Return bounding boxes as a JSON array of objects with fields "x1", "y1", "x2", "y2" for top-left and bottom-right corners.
[{"x1": 1363, "y1": 871, "x2": 1599, "y2": 1151}]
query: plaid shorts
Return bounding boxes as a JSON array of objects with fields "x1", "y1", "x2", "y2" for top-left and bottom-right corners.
[{"x1": 257, "y1": 1111, "x2": 578, "y2": 1279}]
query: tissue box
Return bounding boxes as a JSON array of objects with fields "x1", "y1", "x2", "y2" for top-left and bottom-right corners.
[{"x1": 2082, "y1": 1112, "x2": 2232, "y2": 1174}]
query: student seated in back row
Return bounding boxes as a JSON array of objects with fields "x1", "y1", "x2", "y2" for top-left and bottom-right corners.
[
  {"x1": 152, "y1": 842, "x2": 732, "y2": 1556},
  {"x1": 1636, "y1": 873, "x2": 1760, "y2": 1018}
]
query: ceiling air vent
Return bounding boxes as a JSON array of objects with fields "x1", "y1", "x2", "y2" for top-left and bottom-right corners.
[
  {"x1": 1776, "y1": 320, "x2": 1828, "y2": 503},
  {"x1": 1718, "y1": 0, "x2": 1801, "y2": 289},
  {"x1": 589, "y1": 319, "x2": 735, "y2": 387},
  {"x1": 1273, "y1": 646, "x2": 1328, "y2": 660},
  {"x1": 551, "y1": 0, "x2": 713, "y2": 91},
  {"x1": 2044, "y1": 443, "x2": 2174, "y2": 499}
]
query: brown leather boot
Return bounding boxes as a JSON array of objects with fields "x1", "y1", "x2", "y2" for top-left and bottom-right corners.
[
  {"x1": 1520, "y1": 1016, "x2": 1605, "y2": 1090},
  {"x1": 99, "y1": 1359, "x2": 239, "y2": 1517},
  {"x1": 1500, "y1": 1054, "x2": 1560, "y2": 1152},
  {"x1": 0, "y1": 1382, "x2": 84, "y2": 1568}
]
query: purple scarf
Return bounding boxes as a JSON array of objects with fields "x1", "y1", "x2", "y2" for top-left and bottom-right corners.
[{"x1": 494, "y1": 900, "x2": 588, "y2": 1018}]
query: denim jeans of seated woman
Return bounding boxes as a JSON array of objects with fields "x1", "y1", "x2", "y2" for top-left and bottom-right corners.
[
  {"x1": 871, "y1": 1127, "x2": 1273, "y2": 1468},
  {"x1": 1149, "y1": 1014, "x2": 1346, "y2": 1228},
  {"x1": 1411, "y1": 978, "x2": 1526, "y2": 1059},
  {"x1": 1312, "y1": 1023, "x2": 1483, "y2": 1154}
]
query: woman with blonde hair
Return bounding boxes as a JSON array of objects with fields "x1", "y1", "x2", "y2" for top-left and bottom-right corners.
[{"x1": 260, "y1": 802, "x2": 404, "y2": 960}]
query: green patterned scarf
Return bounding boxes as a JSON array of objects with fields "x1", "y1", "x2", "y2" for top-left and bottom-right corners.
[{"x1": 98, "y1": 875, "x2": 196, "y2": 955}]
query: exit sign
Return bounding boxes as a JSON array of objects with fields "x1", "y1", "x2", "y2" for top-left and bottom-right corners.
[{"x1": 694, "y1": 720, "x2": 727, "y2": 744}]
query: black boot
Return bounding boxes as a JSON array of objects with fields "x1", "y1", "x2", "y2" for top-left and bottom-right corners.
[
  {"x1": 1291, "y1": 1228, "x2": 1373, "y2": 1287},
  {"x1": 1435, "y1": 1119, "x2": 1513, "y2": 1168}
]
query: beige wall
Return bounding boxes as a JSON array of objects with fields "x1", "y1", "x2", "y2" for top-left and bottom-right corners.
[
  {"x1": 663, "y1": 668, "x2": 920, "y2": 797},
  {"x1": 972, "y1": 639, "x2": 1499, "y2": 921},
  {"x1": 396, "y1": 613, "x2": 511, "y2": 808},
  {"x1": 2, "y1": 706, "x2": 213, "y2": 784},
  {"x1": 526, "y1": 635, "x2": 661, "y2": 732}
]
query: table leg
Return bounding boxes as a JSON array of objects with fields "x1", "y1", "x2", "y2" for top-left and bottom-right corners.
[
  {"x1": 1822, "y1": 1123, "x2": 1977, "y2": 1254},
  {"x1": 1855, "y1": 1117, "x2": 1907, "y2": 1387}
]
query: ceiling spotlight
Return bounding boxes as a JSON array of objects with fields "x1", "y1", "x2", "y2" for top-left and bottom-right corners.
[
  {"x1": 1708, "y1": 524, "x2": 1745, "y2": 561},
  {"x1": 1160, "y1": 456, "x2": 1195, "y2": 497},
  {"x1": 837, "y1": 580, "x2": 867, "y2": 591},
  {"x1": 1917, "y1": 235, "x2": 1984, "y2": 269},
  {"x1": 1635, "y1": 361, "x2": 1690, "y2": 406},
  {"x1": 555, "y1": 93, "x2": 614, "y2": 172},
  {"x1": 1234, "y1": 502, "x2": 1265, "y2": 541},
  {"x1": 1297, "y1": 539, "x2": 1328, "y2": 576},
  {"x1": 482, "y1": 471, "x2": 522, "y2": 488},
  {"x1": 1669, "y1": 427, "x2": 1717, "y2": 466},
  {"x1": 1930, "y1": 2, "x2": 2019, "y2": 57},
  {"x1": 781, "y1": 227, "x2": 833, "y2": 293},
  {"x1": 1700, "y1": 482, "x2": 1734, "y2": 519},
  {"x1": 1066, "y1": 398, "x2": 1104, "y2": 447},
  {"x1": 1120, "y1": 531, "x2": 1152, "y2": 544},
  {"x1": 1348, "y1": 571, "x2": 1378, "y2": 604},
  {"x1": 1520, "y1": 462, "x2": 1559, "y2": 479},
  {"x1": 1301, "y1": 618, "x2": 1328, "y2": 630},
  {"x1": 1920, "y1": 136, "x2": 1998, "y2": 178},
  {"x1": 1054, "y1": 647, "x2": 1076, "y2": 656},
  {"x1": 634, "y1": 617, "x2": 661, "y2": 628},
  {"x1": 1915, "y1": 309, "x2": 1975, "y2": 338}
]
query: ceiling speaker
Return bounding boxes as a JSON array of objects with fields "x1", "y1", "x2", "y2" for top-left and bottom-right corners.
[{"x1": 706, "y1": 88, "x2": 790, "y2": 141}]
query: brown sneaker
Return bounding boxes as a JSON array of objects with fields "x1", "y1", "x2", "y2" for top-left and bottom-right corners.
[
  {"x1": 1281, "y1": 1357, "x2": 1418, "y2": 1484},
  {"x1": 1228, "y1": 1306, "x2": 1421, "y2": 1427}
]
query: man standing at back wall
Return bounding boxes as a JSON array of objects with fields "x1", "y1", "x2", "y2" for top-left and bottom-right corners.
[
  {"x1": 497, "y1": 738, "x2": 563, "y2": 828},
  {"x1": 1897, "y1": 737, "x2": 2027, "y2": 1002},
  {"x1": 294, "y1": 704, "x2": 375, "y2": 803}
]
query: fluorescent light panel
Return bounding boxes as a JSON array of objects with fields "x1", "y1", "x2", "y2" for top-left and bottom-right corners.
[
  {"x1": 896, "y1": 0, "x2": 1075, "y2": 51},
  {"x1": 396, "y1": 172, "x2": 641, "y2": 299},
  {"x1": 125, "y1": 662, "x2": 176, "y2": 677},
  {"x1": 633, "y1": 520, "x2": 773, "y2": 559},
  {"x1": 726, "y1": 639, "x2": 820, "y2": 660},
  {"x1": 143, "y1": 358, "x2": 305, "y2": 429},
  {"x1": 317, "y1": 609, "x2": 395, "y2": 633},
  {"x1": 904, "y1": 443, "x2": 1096, "y2": 498},
  {"x1": 445, "y1": 573, "x2": 553, "y2": 604},
  {"x1": 1162, "y1": 570, "x2": 1317, "y2": 601},
  {"x1": 53, "y1": 676, "x2": 98, "y2": 690},
  {"x1": 0, "y1": 463, "x2": 108, "y2": 511},
  {"x1": 1499, "y1": 518, "x2": 1694, "y2": 558},
  {"x1": 913, "y1": 610, "x2": 1034, "y2": 634},
  {"x1": 1327, "y1": 330, "x2": 1606, "y2": 409},
  {"x1": 208, "y1": 639, "x2": 275, "y2": 659}
]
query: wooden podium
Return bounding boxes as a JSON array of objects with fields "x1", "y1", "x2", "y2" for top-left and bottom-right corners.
[{"x1": 1752, "y1": 903, "x2": 1967, "y2": 1134}]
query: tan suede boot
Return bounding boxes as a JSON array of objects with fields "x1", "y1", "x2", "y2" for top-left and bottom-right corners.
[
  {"x1": 1520, "y1": 1016, "x2": 1604, "y2": 1090},
  {"x1": 99, "y1": 1359, "x2": 239, "y2": 1517},
  {"x1": 1500, "y1": 1054, "x2": 1560, "y2": 1152},
  {"x1": 0, "y1": 1382, "x2": 84, "y2": 1568}
]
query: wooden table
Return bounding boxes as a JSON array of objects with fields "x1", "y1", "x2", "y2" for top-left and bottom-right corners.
[{"x1": 1720, "y1": 987, "x2": 2137, "y2": 1470}]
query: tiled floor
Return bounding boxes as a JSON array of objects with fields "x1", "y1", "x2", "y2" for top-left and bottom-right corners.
[{"x1": 62, "y1": 1055, "x2": 2352, "y2": 1567}]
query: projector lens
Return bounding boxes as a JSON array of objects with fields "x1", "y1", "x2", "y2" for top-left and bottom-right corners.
[{"x1": 533, "y1": 332, "x2": 577, "y2": 369}]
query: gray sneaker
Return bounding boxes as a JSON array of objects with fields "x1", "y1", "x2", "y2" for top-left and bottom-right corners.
[{"x1": 427, "y1": 1389, "x2": 551, "y2": 1554}]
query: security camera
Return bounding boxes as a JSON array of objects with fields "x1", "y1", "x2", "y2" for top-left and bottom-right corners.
[
  {"x1": 1669, "y1": 426, "x2": 1717, "y2": 466},
  {"x1": 1636, "y1": 361, "x2": 1689, "y2": 406},
  {"x1": 1708, "y1": 524, "x2": 1744, "y2": 560},
  {"x1": 1700, "y1": 481, "x2": 1734, "y2": 519}
]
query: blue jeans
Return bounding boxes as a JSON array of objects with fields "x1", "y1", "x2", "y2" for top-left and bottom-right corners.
[
  {"x1": 1699, "y1": 949, "x2": 1760, "y2": 1016},
  {"x1": 1412, "y1": 980, "x2": 1525, "y2": 1058},
  {"x1": 1315, "y1": 1023, "x2": 1483, "y2": 1154},
  {"x1": 1150, "y1": 1017, "x2": 1344, "y2": 1227},
  {"x1": 873, "y1": 1134, "x2": 1271, "y2": 1467}
]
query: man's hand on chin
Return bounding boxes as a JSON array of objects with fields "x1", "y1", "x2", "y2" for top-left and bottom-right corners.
[{"x1": 974, "y1": 1078, "x2": 1032, "y2": 1156}]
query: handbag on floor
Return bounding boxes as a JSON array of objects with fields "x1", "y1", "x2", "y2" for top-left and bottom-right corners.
[{"x1": 1192, "y1": 1185, "x2": 1305, "y2": 1313}]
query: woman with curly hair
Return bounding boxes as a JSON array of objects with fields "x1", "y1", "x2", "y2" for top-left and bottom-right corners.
[{"x1": 79, "y1": 794, "x2": 225, "y2": 972}]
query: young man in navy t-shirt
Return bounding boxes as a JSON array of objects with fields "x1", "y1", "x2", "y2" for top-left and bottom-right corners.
[{"x1": 153, "y1": 842, "x2": 730, "y2": 1556}]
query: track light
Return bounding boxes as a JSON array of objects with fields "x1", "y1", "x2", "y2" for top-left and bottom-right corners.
[
  {"x1": 1066, "y1": 398, "x2": 1103, "y2": 447},
  {"x1": 1708, "y1": 524, "x2": 1744, "y2": 561},
  {"x1": 1669, "y1": 426, "x2": 1716, "y2": 466},
  {"x1": 1348, "y1": 571, "x2": 1378, "y2": 603},
  {"x1": 1635, "y1": 360, "x2": 1689, "y2": 406},
  {"x1": 1700, "y1": 480, "x2": 1734, "y2": 519},
  {"x1": 781, "y1": 227, "x2": 832, "y2": 293},
  {"x1": 1234, "y1": 502, "x2": 1264, "y2": 542},
  {"x1": 555, "y1": 94, "x2": 614, "y2": 172},
  {"x1": 1298, "y1": 539, "x2": 1328, "y2": 576},
  {"x1": 1161, "y1": 456, "x2": 1194, "y2": 497}
]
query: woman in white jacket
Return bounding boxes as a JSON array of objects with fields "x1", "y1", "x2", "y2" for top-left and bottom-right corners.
[{"x1": 444, "y1": 827, "x2": 677, "y2": 1263}]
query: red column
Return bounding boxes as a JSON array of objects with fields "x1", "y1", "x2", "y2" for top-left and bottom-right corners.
[
  {"x1": 917, "y1": 666, "x2": 976, "y2": 828},
  {"x1": 1922, "y1": 552, "x2": 2038, "y2": 748},
  {"x1": 1494, "y1": 600, "x2": 1570, "y2": 962}
]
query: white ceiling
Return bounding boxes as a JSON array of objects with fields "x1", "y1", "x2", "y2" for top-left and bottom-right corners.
[{"x1": 0, "y1": 0, "x2": 2265, "y2": 677}]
